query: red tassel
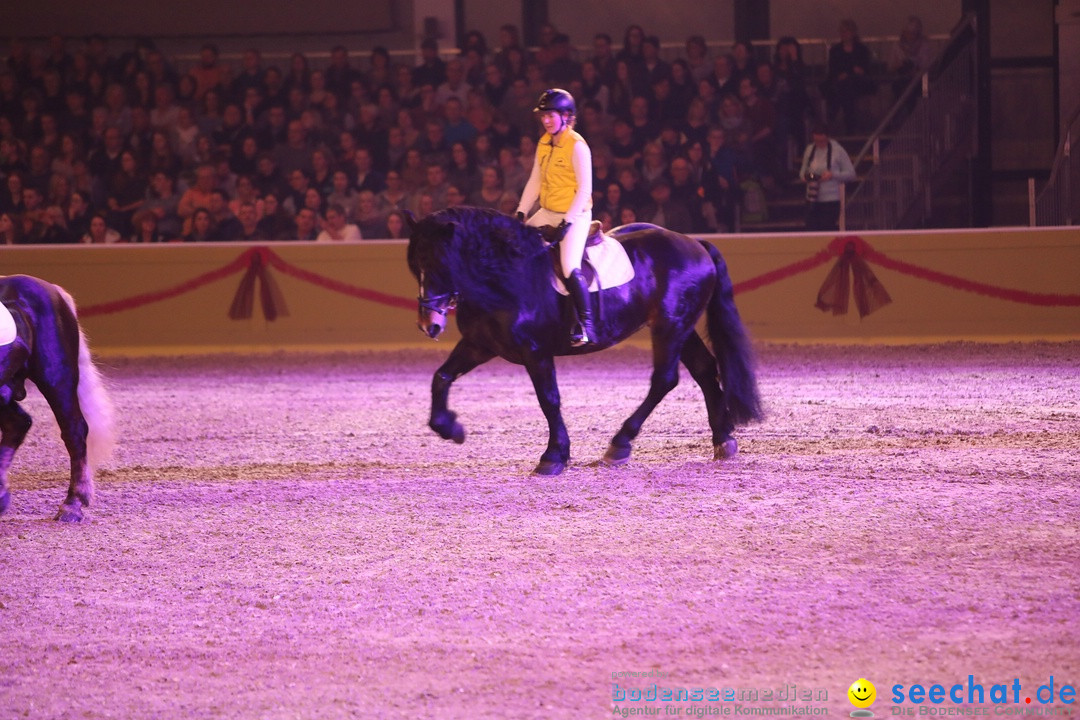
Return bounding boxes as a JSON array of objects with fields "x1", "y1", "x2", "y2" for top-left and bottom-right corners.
[{"x1": 229, "y1": 250, "x2": 289, "y2": 321}]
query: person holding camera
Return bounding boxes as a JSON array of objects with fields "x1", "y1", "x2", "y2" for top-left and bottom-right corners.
[{"x1": 799, "y1": 123, "x2": 857, "y2": 231}]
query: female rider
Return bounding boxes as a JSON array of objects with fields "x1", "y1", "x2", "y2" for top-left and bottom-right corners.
[{"x1": 515, "y1": 88, "x2": 595, "y2": 346}]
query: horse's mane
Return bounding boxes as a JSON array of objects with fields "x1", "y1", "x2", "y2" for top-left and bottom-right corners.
[{"x1": 411, "y1": 207, "x2": 550, "y2": 309}]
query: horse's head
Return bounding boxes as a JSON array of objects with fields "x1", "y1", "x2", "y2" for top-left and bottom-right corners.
[
  {"x1": 415, "y1": 270, "x2": 456, "y2": 339},
  {"x1": 406, "y1": 212, "x2": 458, "y2": 340}
]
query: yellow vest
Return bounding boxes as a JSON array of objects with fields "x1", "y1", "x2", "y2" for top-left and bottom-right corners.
[{"x1": 537, "y1": 130, "x2": 586, "y2": 213}]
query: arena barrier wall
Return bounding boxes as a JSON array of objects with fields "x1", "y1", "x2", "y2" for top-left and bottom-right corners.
[{"x1": 2, "y1": 227, "x2": 1077, "y2": 355}]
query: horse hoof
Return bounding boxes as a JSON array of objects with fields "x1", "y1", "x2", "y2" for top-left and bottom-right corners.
[
  {"x1": 0, "y1": 490, "x2": 10, "y2": 516},
  {"x1": 713, "y1": 438, "x2": 738, "y2": 460},
  {"x1": 533, "y1": 460, "x2": 565, "y2": 476},
  {"x1": 601, "y1": 444, "x2": 631, "y2": 467},
  {"x1": 54, "y1": 504, "x2": 85, "y2": 523},
  {"x1": 450, "y1": 423, "x2": 465, "y2": 444}
]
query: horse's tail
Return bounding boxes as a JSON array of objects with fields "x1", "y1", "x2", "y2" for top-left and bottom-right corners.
[
  {"x1": 700, "y1": 240, "x2": 763, "y2": 425},
  {"x1": 56, "y1": 287, "x2": 115, "y2": 469}
]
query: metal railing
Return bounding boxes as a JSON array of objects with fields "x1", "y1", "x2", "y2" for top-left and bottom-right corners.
[
  {"x1": 843, "y1": 14, "x2": 978, "y2": 231},
  {"x1": 1030, "y1": 104, "x2": 1079, "y2": 226}
]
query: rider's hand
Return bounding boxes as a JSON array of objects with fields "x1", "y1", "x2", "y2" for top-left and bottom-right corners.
[{"x1": 516, "y1": 212, "x2": 525, "y2": 223}]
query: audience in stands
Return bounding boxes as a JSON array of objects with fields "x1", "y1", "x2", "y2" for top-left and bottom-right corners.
[{"x1": 0, "y1": 20, "x2": 918, "y2": 241}]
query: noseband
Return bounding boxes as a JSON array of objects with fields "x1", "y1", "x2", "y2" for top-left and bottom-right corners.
[{"x1": 417, "y1": 271, "x2": 457, "y2": 315}]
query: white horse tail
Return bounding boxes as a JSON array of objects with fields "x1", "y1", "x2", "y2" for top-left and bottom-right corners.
[{"x1": 56, "y1": 286, "x2": 116, "y2": 469}]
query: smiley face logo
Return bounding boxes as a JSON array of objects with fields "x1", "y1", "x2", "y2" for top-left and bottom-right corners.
[{"x1": 848, "y1": 679, "x2": 876, "y2": 717}]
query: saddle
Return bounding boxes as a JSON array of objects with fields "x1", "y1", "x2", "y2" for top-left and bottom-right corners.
[
  {"x1": 548, "y1": 221, "x2": 635, "y2": 295},
  {"x1": 0, "y1": 302, "x2": 15, "y2": 346}
]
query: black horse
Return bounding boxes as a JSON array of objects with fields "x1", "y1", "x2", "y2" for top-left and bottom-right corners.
[
  {"x1": 0, "y1": 275, "x2": 114, "y2": 522},
  {"x1": 407, "y1": 207, "x2": 762, "y2": 475}
]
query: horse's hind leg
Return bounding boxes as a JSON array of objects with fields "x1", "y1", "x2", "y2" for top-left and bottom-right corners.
[
  {"x1": 0, "y1": 403, "x2": 32, "y2": 517},
  {"x1": 603, "y1": 330, "x2": 685, "y2": 466},
  {"x1": 680, "y1": 332, "x2": 737, "y2": 460},
  {"x1": 429, "y1": 339, "x2": 494, "y2": 444}
]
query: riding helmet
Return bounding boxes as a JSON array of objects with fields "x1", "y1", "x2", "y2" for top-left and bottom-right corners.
[{"x1": 534, "y1": 88, "x2": 576, "y2": 115}]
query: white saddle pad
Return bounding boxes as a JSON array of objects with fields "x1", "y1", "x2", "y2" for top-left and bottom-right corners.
[
  {"x1": 0, "y1": 303, "x2": 15, "y2": 346},
  {"x1": 552, "y1": 232, "x2": 636, "y2": 295}
]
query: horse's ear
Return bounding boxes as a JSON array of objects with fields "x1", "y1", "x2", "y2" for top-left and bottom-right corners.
[
  {"x1": 405, "y1": 210, "x2": 417, "y2": 232},
  {"x1": 440, "y1": 221, "x2": 458, "y2": 238}
]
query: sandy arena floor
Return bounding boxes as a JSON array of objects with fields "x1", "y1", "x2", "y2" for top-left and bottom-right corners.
[{"x1": 0, "y1": 342, "x2": 1077, "y2": 720}]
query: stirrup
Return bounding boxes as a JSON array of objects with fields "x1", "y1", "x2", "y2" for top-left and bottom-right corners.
[{"x1": 570, "y1": 324, "x2": 592, "y2": 347}]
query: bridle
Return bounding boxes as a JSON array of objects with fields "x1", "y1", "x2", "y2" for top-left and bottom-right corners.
[{"x1": 417, "y1": 270, "x2": 457, "y2": 315}]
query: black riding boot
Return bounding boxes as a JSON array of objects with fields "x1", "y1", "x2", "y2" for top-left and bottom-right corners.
[{"x1": 564, "y1": 269, "x2": 595, "y2": 347}]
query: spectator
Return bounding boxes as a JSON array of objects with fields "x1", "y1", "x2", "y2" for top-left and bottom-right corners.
[
  {"x1": 256, "y1": 193, "x2": 297, "y2": 240},
  {"x1": 316, "y1": 203, "x2": 361, "y2": 241},
  {"x1": 773, "y1": 36, "x2": 811, "y2": 146},
  {"x1": 1, "y1": 173, "x2": 26, "y2": 216},
  {"x1": 383, "y1": 209, "x2": 408, "y2": 239},
  {"x1": 182, "y1": 207, "x2": 214, "y2": 242},
  {"x1": 283, "y1": 52, "x2": 312, "y2": 96},
  {"x1": 498, "y1": 146, "x2": 528, "y2": 196},
  {"x1": 413, "y1": 38, "x2": 448, "y2": 90},
  {"x1": 469, "y1": 165, "x2": 505, "y2": 209},
  {"x1": 36, "y1": 205, "x2": 73, "y2": 244},
  {"x1": 189, "y1": 43, "x2": 227, "y2": 100},
  {"x1": 442, "y1": 97, "x2": 477, "y2": 147},
  {"x1": 178, "y1": 163, "x2": 216, "y2": 232},
  {"x1": 310, "y1": 147, "x2": 335, "y2": 197},
  {"x1": 375, "y1": 169, "x2": 409, "y2": 215},
  {"x1": 366, "y1": 46, "x2": 394, "y2": 89},
  {"x1": 434, "y1": 57, "x2": 472, "y2": 108},
  {"x1": 253, "y1": 151, "x2": 284, "y2": 199},
  {"x1": 294, "y1": 207, "x2": 318, "y2": 240},
  {"x1": 684, "y1": 35, "x2": 712, "y2": 84},
  {"x1": 229, "y1": 174, "x2": 265, "y2": 222},
  {"x1": 708, "y1": 54, "x2": 739, "y2": 97},
  {"x1": 106, "y1": 149, "x2": 145, "y2": 235},
  {"x1": 730, "y1": 41, "x2": 755, "y2": 83},
  {"x1": 327, "y1": 169, "x2": 359, "y2": 220},
  {"x1": 143, "y1": 170, "x2": 183, "y2": 239},
  {"x1": 0, "y1": 211, "x2": 24, "y2": 244},
  {"x1": 231, "y1": 49, "x2": 265, "y2": 101},
  {"x1": 824, "y1": 19, "x2": 876, "y2": 134},
  {"x1": 88, "y1": 126, "x2": 125, "y2": 184},
  {"x1": 545, "y1": 34, "x2": 581, "y2": 87},
  {"x1": 668, "y1": 155, "x2": 710, "y2": 232},
  {"x1": 799, "y1": 124, "x2": 857, "y2": 231},
  {"x1": 235, "y1": 201, "x2": 262, "y2": 240},
  {"x1": 208, "y1": 189, "x2": 243, "y2": 240},
  {"x1": 738, "y1": 76, "x2": 781, "y2": 185},
  {"x1": 590, "y1": 32, "x2": 617, "y2": 87},
  {"x1": 410, "y1": 162, "x2": 450, "y2": 213},
  {"x1": 888, "y1": 16, "x2": 933, "y2": 104},
  {"x1": 66, "y1": 190, "x2": 93, "y2": 239},
  {"x1": 325, "y1": 45, "x2": 360, "y2": 102},
  {"x1": 82, "y1": 212, "x2": 122, "y2": 243},
  {"x1": 447, "y1": 140, "x2": 481, "y2": 196},
  {"x1": 399, "y1": 147, "x2": 426, "y2": 193},
  {"x1": 493, "y1": 24, "x2": 524, "y2": 79},
  {"x1": 641, "y1": 36, "x2": 670, "y2": 88},
  {"x1": 130, "y1": 208, "x2": 167, "y2": 242},
  {"x1": 274, "y1": 119, "x2": 314, "y2": 177},
  {"x1": 579, "y1": 61, "x2": 610, "y2": 115},
  {"x1": 149, "y1": 83, "x2": 180, "y2": 133},
  {"x1": 354, "y1": 190, "x2": 386, "y2": 237},
  {"x1": 638, "y1": 176, "x2": 694, "y2": 233}
]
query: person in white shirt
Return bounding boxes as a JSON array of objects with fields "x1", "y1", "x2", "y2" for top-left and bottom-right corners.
[
  {"x1": 316, "y1": 203, "x2": 362, "y2": 242},
  {"x1": 799, "y1": 124, "x2": 857, "y2": 231}
]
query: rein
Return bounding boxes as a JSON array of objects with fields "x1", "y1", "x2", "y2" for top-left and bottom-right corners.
[{"x1": 417, "y1": 270, "x2": 457, "y2": 314}]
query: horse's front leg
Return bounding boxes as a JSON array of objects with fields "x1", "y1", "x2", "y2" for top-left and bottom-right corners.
[
  {"x1": 523, "y1": 354, "x2": 570, "y2": 475},
  {"x1": 0, "y1": 403, "x2": 33, "y2": 517},
  {"x1": 429, "y1": 339, "x2": 494, "y2": 444}
]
